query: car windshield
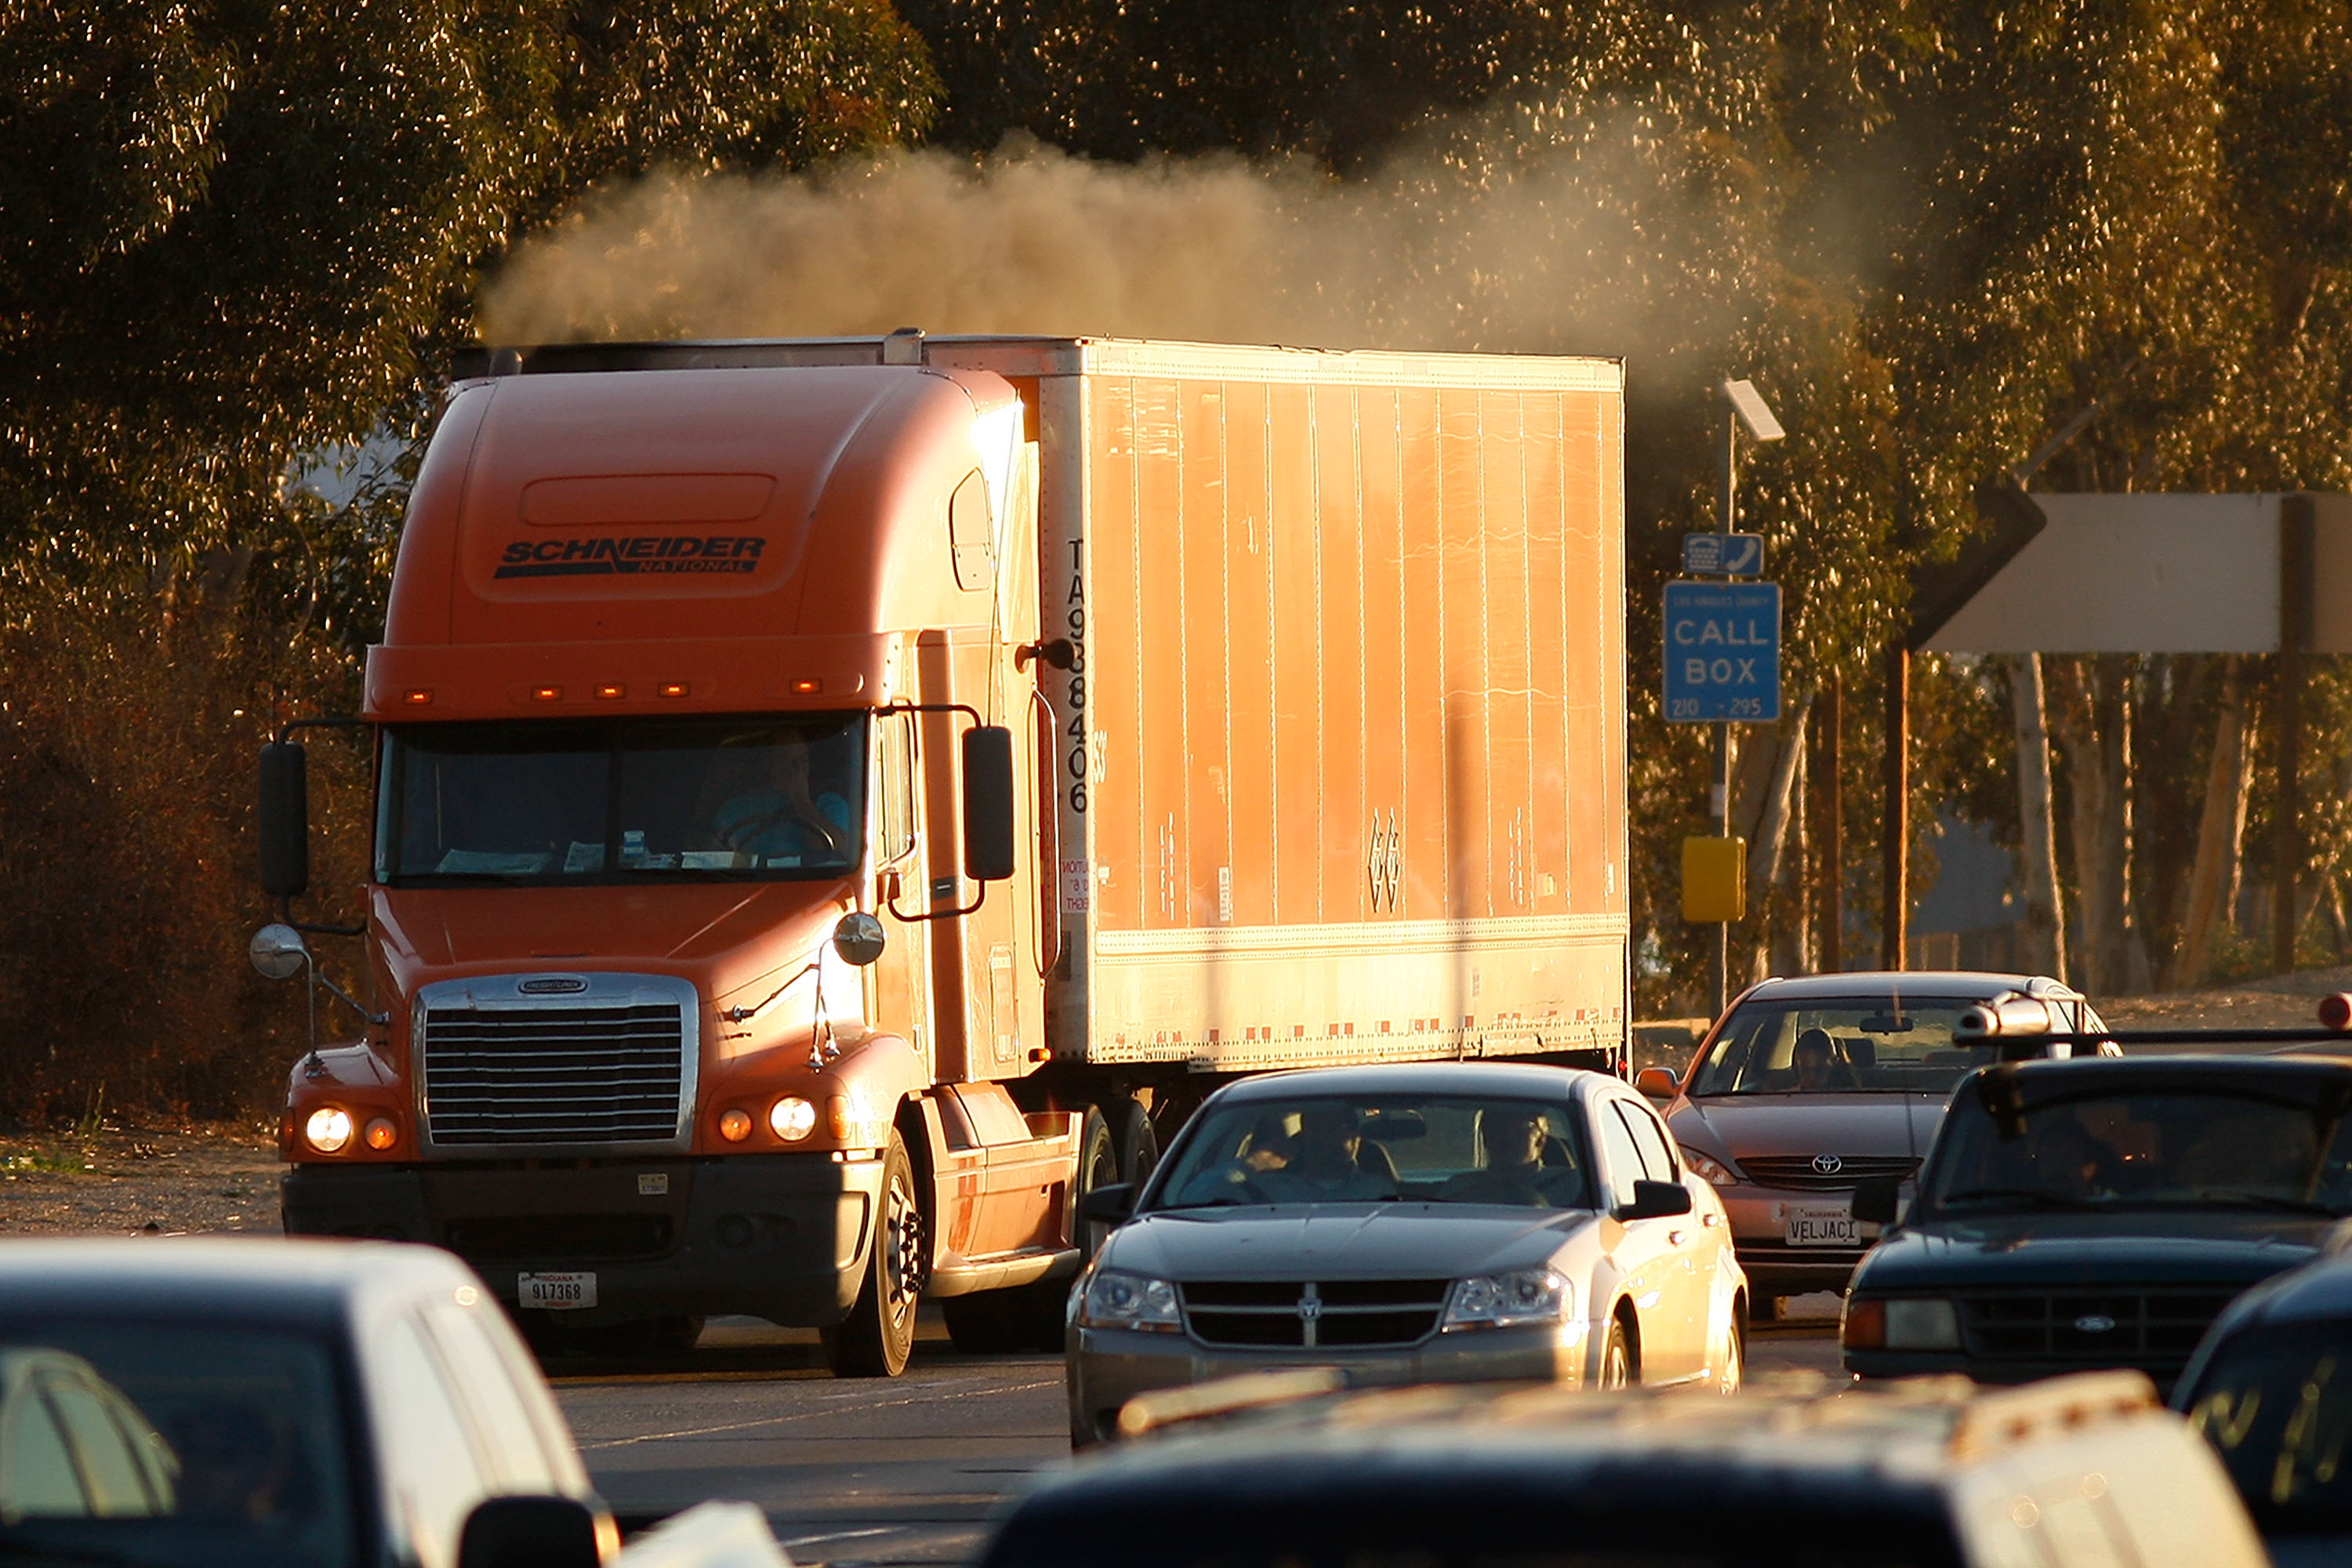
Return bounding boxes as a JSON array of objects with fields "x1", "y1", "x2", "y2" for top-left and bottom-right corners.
[
  {"x1": 1688, "y1": 998, "x2": 2028, "y2": 1096},
  {"x1": 0, "y1": 1322, "x2": 358, "y2": 1568},
  {"x1": 1926, "y1": 1087, "x2": 2352, "y2": 1215},
  {"x1": 2184, "y1": 1323, "x2": 2352, "y2": 1537},
  {"x1": 378, "y1": 713, "x2": 867, "y2": 884},
  {"x1": 1145, "y1": 1095, "x2": 1593, "y2": 1211}
]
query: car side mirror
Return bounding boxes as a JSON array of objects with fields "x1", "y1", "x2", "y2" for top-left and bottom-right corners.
[
  {"x1": 458, "y1": 1495, "x2": 611, "y2": 1568},
  {"x1": 1080, "y1": 1183, "x2": 1134, "y2": 1225},
  {"x1": 258, "y1": 741, "x2": 310, "y2": 898},
  {"x1": 962, "y1": 726, "x2": 1015, "y2": 882},
  {"x1": 1851, "y1": 1176, "x2": 1901, "y2": 1227},
  {"x1": 1617, "y1": 1179, "x2": 1693, "y2": 1221},
  {"x1": 1633, "y1": 1067, "x2": 1680, "y2": 1100}
]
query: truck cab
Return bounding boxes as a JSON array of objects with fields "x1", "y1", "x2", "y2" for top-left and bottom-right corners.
[{"x1": 263, "y1": 354, "x2": 1078, "y2": 1376}]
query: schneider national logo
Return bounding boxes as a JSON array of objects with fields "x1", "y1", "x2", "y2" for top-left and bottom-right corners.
[{"x1": 496, "y1": 535, "x2": 766, "y2": 578}]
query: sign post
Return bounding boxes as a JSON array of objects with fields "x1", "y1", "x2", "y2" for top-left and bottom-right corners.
[{"x1": 1678, "y1": 379, "x2": 1785, "y2": 1018}]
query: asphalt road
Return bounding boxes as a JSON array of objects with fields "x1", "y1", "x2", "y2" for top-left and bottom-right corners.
[{"x1": 552, "y1": 1312, "x2": 1848, "y2": 1568}]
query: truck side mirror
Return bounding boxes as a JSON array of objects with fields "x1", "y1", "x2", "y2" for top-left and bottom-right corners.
[
  {"x1": 962, "y1": 726, "x2": 1016, "y2": 882},
  {"x1": 1851, "y1": 1177, "x2": 1902, "y2": 1227},
  {"x1": 258, "y1": 741, "x2": 310, "y2": 898}
]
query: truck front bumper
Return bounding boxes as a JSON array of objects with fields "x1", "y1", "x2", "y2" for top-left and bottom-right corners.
[{"x1": 283, "y1": 1152, "x2": 885, "y2": 1327}]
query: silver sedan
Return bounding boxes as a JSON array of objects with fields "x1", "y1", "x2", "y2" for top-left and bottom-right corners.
[{"x1": 1065, "y1": 1062, "x2": 1748, "y2": 1445}]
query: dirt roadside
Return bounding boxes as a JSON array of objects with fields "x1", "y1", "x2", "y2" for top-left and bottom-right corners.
[
  {"x1": 8, "y1": 970, "x2": 2351, "y2": 1238},
  {"x1": 0, "y1": 1123, "x2": 283, "y2": 1236}
]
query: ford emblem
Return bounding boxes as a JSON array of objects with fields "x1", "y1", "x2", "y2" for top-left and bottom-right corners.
[
  {"x1": 1811, "y1": 1154, "x2": 1844, "y2": 1176},
  {"x1": 2074, "y1": 1313, "x2": 2117, "y2": 1334},
  {"x1": 520, "y1": 977, "x2": 589, "y2": 995}
]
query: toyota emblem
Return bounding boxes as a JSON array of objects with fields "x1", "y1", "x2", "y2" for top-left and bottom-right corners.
[
  {"x1": 2074, "y1": 1313, "x2": 2117, "y2": 1334},
  {"x1": 1811, "y1": 1154, "x2": 1844, "y2": 1176}
]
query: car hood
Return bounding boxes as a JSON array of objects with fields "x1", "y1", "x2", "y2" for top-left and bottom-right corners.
[
  {"x1": 1675, "y1": 1094, "x2": 1945, "y2": 1161},
  {"x1": 1857, "y1": 1209, "x2": 2333, "y2": 1292},
  {"x1": 1101, "y1": 1204, "x2": 1599, "y2": 1282}
]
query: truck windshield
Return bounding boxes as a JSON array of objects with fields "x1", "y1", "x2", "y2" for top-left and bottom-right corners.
[{"x1": 377, "y1": 715, "x2": 867, "y2": 884}]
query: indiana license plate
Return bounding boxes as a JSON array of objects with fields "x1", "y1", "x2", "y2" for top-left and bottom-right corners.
[
  {"x1": 517, "y1": 1271, "x2": 597, "y2": 1310},
  {"x1": 1784, "y1": 1207, "x2": 1860, "y2": 1247}
]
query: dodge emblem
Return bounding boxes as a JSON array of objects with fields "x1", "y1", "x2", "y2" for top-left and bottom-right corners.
[{"x1": 1811, "y1": 1154, "x2": 1844, "y2": 1176}]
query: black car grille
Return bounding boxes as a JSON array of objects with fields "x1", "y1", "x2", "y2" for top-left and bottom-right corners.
[
  {"x1": 423, "y1": 1001, "x2": 686, "y2": 1146},
  {"x1": 1958, "y1": 1288, "x2": 2241, "y2": 1369},
  {"x1": 1181, "y1": 1279, "x2": 1450, "y2": 1350},
  {"x1": 1737, "y1": 1155, "x2": 1919, "y2": 1192}
]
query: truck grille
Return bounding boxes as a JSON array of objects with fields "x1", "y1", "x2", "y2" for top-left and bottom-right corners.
[
  {"x1": 1181, "y1": 1279, "x2": 1450, "y2": 1350},
  {"x1": 1958, "y1": 1287, "x2": 2241, "y2": 1370},
  {"x1": 1737, "y1": 1155, "x2": 1919, "y2": 1192},
  {"x1": 423, "y1": 993, "x2": 688, "y2": 1147}
]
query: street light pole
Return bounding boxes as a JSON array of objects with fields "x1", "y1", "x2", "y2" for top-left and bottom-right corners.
[{"x1": 1713, "y1": 408, "x2": 1737, "y2": 1018}]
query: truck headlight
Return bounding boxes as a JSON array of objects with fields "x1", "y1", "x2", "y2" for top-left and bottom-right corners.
[
  {"x1": 1443, "y1": 1269, "x2": 1570, "y2": 1330},
  {"x1": 1680, "y1": 1148, "x2": 1740, "y2": 1185},
  {"x1": 1844, "y1": 1296, "x2": 1960, "y2": 1351},
  {"x1": 303, "y1": 1107, "x2": 354, "y2": 1154},
  {"x1": 769, "y1": 1096, "x2": 817, "y2": 1141},
  {"x1": 1076, "y1": 1269, "x2": 1181, "y2": 1332}
]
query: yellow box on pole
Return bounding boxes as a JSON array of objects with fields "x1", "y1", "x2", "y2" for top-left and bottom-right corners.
[{"x1": 1682, "y1": 836, "x2": 1747, "y2": 924}]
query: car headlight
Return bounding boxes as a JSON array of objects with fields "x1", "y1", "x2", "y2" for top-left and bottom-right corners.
[
  {"x1": 1679, "y1": 1147, "x2": 1740, "y2": 1185},
  {"x1": 303, "y1": 1107, "x2": 354, "y2": 1154},
  {"x1": 1076, "y1": 1269, "x2": 1182, "y2": 1332},
  {"x1": 1842, "y1": 1296, "x2": 1960, "y2": 1351},
  {"x1": 1442, "y1": 1269, "x2": 1571, "y2": 1331}
]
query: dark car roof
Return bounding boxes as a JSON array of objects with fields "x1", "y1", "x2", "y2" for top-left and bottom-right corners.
[
  {"x1": 1974, "y1": 1053, "x2": 2352, "y2": 1109},
  {"x1": 1204, "y1": 1062, "x2": 1606, "y2": 1105},
  {"x1": 986, "y1": 1375, "x2": 2163, "y2": 1568},
  {"x1": 0, "y1": 1236, "x2": 479, "y2": 1326},
  {"x1": 2205, "y1": 1247, "x2": 2352, "y2": 1332}
]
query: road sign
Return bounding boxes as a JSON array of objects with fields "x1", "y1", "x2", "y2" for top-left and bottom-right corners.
[
  {"x1": 1664, "y1": 580, "x2": 1780, "y2": 721},
  {"x1": 1682, "y1": 532, "x2": 1765, "y2": 575}
]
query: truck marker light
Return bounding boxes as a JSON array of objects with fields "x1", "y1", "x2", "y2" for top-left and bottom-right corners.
[
  {"x1": 658, "y1": 682, "x2": 690, "y2": 699},
  {"x1": 532, "y1": 684, "x2": 562, "y2": 702},
  {"x1": 363, "y1": 1116, "x2": 398, "y2": 1151},
  {"x1": 718, "y1": 1109, "x2": 753, "y2": 1142},
  {"x1": 401, "y1": 688, "x2": 433, "y2": 706},
  {"x1": 594, "y1": 683, "x2": 626, "y2": 700},
  {"x1": 791, "y1": 677, "x2": 822, "y2": 695},
  {"x1": 769, "y1": 1096, "x2": 818, "y2": 1141},
  {"x1": 304, "y1": 1107, "x2": 354, "y2": 1154}
]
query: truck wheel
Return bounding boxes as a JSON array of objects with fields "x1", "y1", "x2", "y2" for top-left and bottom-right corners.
[
  {"x1": 829, "y1": 1131, "x2": 922, "y2": 1377},
  {"x1": 1117, "y1": 1098, "x2": 1160, "y2": 1186},
  {"x1": 1076, "y1": 1106, "x2": 1120, "y2": 1261}
]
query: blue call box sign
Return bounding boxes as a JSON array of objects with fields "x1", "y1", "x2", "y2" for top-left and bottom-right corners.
[
  {"x1": 1664, "y1": 580, "x2": 1780, "y2": 722},
  {"x1": 1682, "y1": 532, "x2": 1764, "y2": 575}
]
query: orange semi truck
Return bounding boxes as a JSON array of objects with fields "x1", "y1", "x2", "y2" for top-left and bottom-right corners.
[{"x1": 256, "y1": 333, "x2": 1629, "y2": 1375}]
